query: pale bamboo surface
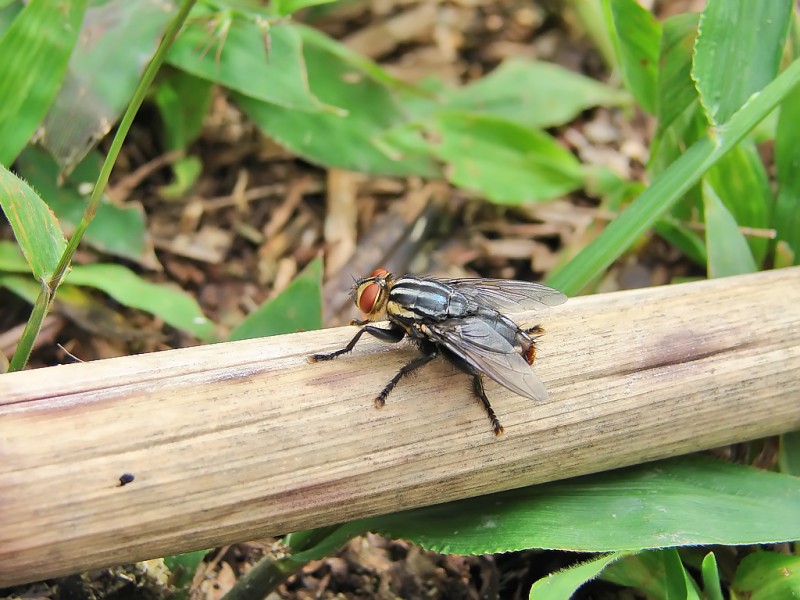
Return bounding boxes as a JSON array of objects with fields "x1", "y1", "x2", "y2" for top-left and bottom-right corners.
[{"x1": 1, "y1": 268, "x2": 799, "y2": 586}]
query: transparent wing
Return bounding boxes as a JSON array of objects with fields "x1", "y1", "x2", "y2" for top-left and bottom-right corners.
[
  {"x1": 423, "y1": 316, "x2": 548, "y2": 401},
  {"x1": 437, "y1": 278, "x2": 567, "y2": 314}
]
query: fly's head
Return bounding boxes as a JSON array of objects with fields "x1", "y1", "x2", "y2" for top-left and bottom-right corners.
[{"x1": 351, "y1": 268, "x2": 393, "y2": 321}]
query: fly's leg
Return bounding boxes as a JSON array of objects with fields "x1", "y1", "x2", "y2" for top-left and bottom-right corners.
[
  {"x1": 472, "y1": 374, "x2": 504, "y2": 435},
  {"x1": 307, "y1": 323, "x2": 406, "y2": 362},
  {"x1": 375, "y1": 348, "x2": 437, "y2": 408}
]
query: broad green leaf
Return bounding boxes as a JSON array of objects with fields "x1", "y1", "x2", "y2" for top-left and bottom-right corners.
[
  {"x1": 774, "y1": 81, "x2": 800, "y2": 265},
  {"x1": 656, "y1": 13, "x2": 700, "y2": 135},
  {"x1": 237, "y1": 39, "x2": 436, "y2": 176},
  {"x1": 229, "y1": 257, "x2": 322, "y2": 340},
  {"x1": 15, "y1": 147, "x2": 159, "y2": 269},
  {"x1": 296, "y1": 24, "x2": 424, "y2": 95},
  {"x1": 0, "y1": 164, "x2": 66, "y2": 281},
  {"x1": 731, "y1": 552, "x2": 800, "y2": 600},
  {"x1": 420, "y1": 112, "x2": 583, "y2": 205},
  {"x1": 289, "y1": 525, "x2": 366, "y2": 563},
  {"x1": 272, "y1": 0, "x2": 337, "y2": 16},
  {"x1": 653, "y1": 219, "x2": 706, "y2": 267},
  {"x1": 529, "y1": 552, "x2": 629, "y2": 600},
  {"x1": 153, "y1": 70, "x2": 214, "y2": 150},
  {"x1": 441, "y1": 59, "x2": 630, "y2": 129},
  {"x1": 547, "y1": 56, "x2": 800, "y2": 296},
  {"x1": 159, "y1": 155, "x2": 203, "y2": 199},
  {"x1": 602, "y1": 550, "x2": 700, "y2": 600},
  {"x1": 0, "y1": 273, "x2": 40, "y2": 303},
  {"x1": 701, "y1": 552, "x2": 724, "y2": 600},
  {"x1": 663, "y1": 548, "x2": 702, "y2": 600},
  {"x1": 702, "y1": 181, "x2": 757, "y2": 278},
  {"x1": 602, "y1": 0, "x2": 660, "y2": 114},
  {"x1": 164, "y1": 550, "x2": 210, "y2": 591},
  {"x1": 779, "y1": 431, "x2": 800, "y2": 476},
  {"x1": 152, "y1": 71, "x2": 212, "y2": 198},
  {"x1": 0, "y1": 240, "x2": 29, "y2": 272},
  {"x1": 704, "y1": 140, "x2": 772, "y2": 268},
  {"x1": 0, "y1": 2, "x2": 23, "y2": 37},
  {"x1": 358, "y1": 455, "x2": 800, "y2": 554},
  {"x1": 693, "y1": 0, "x2": 792, "y2": 127},
  {"x1": 0, "y1": 271, "x2": 163, "y2": 341},
  {"x1": 65, "y1": 263, "x2": 215, "y2": 340},
  {"x1": 0, "y1": 0, "x2": 87, "y2": 166},
  {"x1": 168, "y1": 11, "x2": 321, "y2": 111},
  {"x1": 39, "y1": 0, "x2": 178, "y2": 173}
]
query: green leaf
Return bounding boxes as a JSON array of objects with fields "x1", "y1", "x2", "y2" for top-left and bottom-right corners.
[
  {"x1": 272, "y1": 0, "x2": 338, "y2": 17},
  {"x1": 65, "y1": 263, "x2": 215, "y2": 340},
  {"x1": 168, "y1": 11, "x2": 321, "y2": 111},
  {"x1": 441, "y1": 59, "x2": 630, "y2": 130},
  {"x1": 702, "y1": 180, "x2": 757, "y2": 278},
  {"x1": 602, "y1": 0, "x2": 661, "y2": 114},
  {"x1": 295, "y1": 24, "x2": 423, "y2": 95},
  {"x1": 528, "y1": 552, "x2": 629, "y2": 600},
  {"x1": 0, "y1": 273, "x2": 41, "y2": 303},
  {"x1": 601, "y1": 550, "x2": 700, "y2": 600},
  {"x1": 0, "y1": 0, "x2": 87, "y2": 166},
  {"x1": 0, "y1": 240, "x2": 30, "y2": 272},
  {"x1": 420, "y1": 112, "x2": 583, "y2": 204},
  {"x1": 153, "y1": 69, "x2": 214, "y2": 150},
  {"x1": 779, "y1": 431, "x2": 800, "y2": 476},
  {"x1": 0, "y1": 164, "x2": 66, "y2": 281},
  {"x1": 358, "y1": 455, "x2": 800, "y2": 555},
  {"x1": 701, "y1": 552, "x2": 724, "y2": 600},
  {"x1": 164, "y1": 550, "x2": 210, "y2": 591},
  {"x1": 704, "y1": 143, "x2": 771, "y2": 264},
  {"x1": 653, "y1": 219, "x2": 706, "y2": 267},
  {"x1": 237, "y1": 35, "x2": 436, "y2": 176},
  {"x1": 14, "y1": 147, "x2": 159, "y2": 269},
  {"x1": 656, "y1": 13, "x2": 700, "y2": 134},
  {"x1": 693, "y1": 0, "x2": 792, "y2": 127},
  {"x1": 38, "y1": 0, "x2": 178, "y2": 174},
  {"x1": 229, "y1": 257, "x2": 322, "y2": 340},
  {"x1": 774, "y1": 81, "x2": 800, "y2": 265},
  {"x1": 731, "y1": 552, "x2": 800, "y2": 600},
  {"x1": 547, "y1": 56, "x2": 800, "y2": 296},
  {"x1": 0, "y1": 2, "x2": 23, "y2": 38},
  {"x1": 663, "y1": 548, "x2": 702, "y2": 600}
]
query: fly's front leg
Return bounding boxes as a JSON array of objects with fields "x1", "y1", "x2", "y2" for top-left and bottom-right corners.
[
  {"x1": 375, "y1": 346, "x2": 437, "y2": 408},
  {"x1": 473, "y1": 375, "x2": 504, "y2": 435},
  {"x1": 307, "y1": 322, "x2": 406, "y2": 362}
]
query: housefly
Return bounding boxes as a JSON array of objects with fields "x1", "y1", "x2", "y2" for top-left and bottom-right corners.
[{"x1": 308, "y1": 269, "x2": 567, "y2": 434}]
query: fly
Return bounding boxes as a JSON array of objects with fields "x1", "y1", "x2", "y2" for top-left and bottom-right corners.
[{"x1": 308, "y1": 269, "x2": 567, "y2": 434}]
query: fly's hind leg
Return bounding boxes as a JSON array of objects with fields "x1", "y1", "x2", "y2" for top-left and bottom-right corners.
[
  {"x1": 375, "y1": 346, "x2": 437, "y2": 408},
  {"x1": 472, "y1": 374, "x2": 504, "y2": 435}
]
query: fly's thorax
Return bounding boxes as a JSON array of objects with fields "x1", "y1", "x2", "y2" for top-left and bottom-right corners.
[{"x1": 386, "y1": 276, "x2": 475, "y2": 322}]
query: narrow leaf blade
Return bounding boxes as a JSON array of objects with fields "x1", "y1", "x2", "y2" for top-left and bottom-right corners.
[
  {"x1": 693, "y1": 0, "x2": 793, "y2": 126},
  {"x1": 65, "y1": 263, "x2": 214, "y2": 340},
  {"x1": 702, "y1": 180, "x2": 757, "y2": 278},
  {"x1": 0, "y1": 0, "x2": 87, "y2": 165},
  {"x1": 229, "y1": 257, "x2": 323, "y2": 340},
  {"x1": 0, "y1": 165, "x2": 66, "y2": 281}
]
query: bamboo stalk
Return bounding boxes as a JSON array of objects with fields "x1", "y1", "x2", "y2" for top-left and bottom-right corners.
[{"x1": 1, "y1": 268, "x2": 799, "y2": 586}]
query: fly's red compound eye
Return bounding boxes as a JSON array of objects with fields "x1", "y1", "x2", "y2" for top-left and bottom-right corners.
[
  {"x1": 370, "y1": 268, "x2": 389, "y2": 278},
  {"x1": 357, "y1": 282, "x2": 381, "y2": 313}
]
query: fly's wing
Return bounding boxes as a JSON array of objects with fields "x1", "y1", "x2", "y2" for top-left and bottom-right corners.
[
  {"x1": 437, "y1": 278, "x2": 567, "y2": 314},
  {"x1": 423, "y1": 316, "x2": 548, "y2": 401}
]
